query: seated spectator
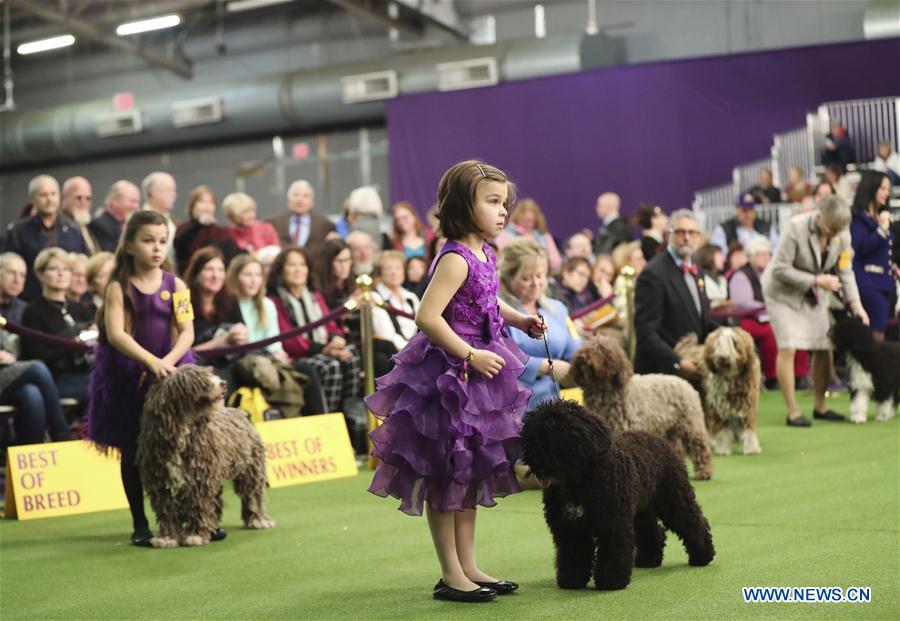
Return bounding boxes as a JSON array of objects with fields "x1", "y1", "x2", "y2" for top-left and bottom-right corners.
[
  {"x1": 784, "y1": 166, "x2": 813, "y2": 203},
  {"x1": 634, "y1": 209, "x2": 719, "y2": 378},
  {"x1": 223, "y1": 192, "x2": 281, "y2": 255},
  {"x1": 592, "y1": 191, "x2": 634, "y2": 256},
  {"x1": 563, "y1": 232, "x2": 595, "y2": 263},
  {"x1": 86, "y1": 251, "x2": 114, "y2": 311},
  {"x1": 184, "y1": 247, "x2": 246, "y2": 361},
  {"x1": 729, "y1": 237, "x2": 807, "y2": 388},
  {"x1": 390, "y1": 202, "x2": 434, "y2": 262},
  {"x1": 824, "y1": 163, "x2": 854, "y2": 207},
  {"x1": 268, "y1": 180, "x2": 335, "y2": 258},
  {"x1": 404, "y1": 256, "x2": 429, "y2": 299},
  {"x1": 495, "y1": 198, "x2": 562, "y2": 273},
  {"x1": 499, "y1": 238, "x2": 580, "y2": 410},
  {"x1": 822, "y1": 120, "x2": 855, "y2": 173},
  {"x1": 694, "y1": 243, "x2": 730, "y2": 308},
  {"x1": 21, "y1": 247, "x2": 95, "y2": 411},
  {"x1": 226, "y1": 254, "x2": 288, "y2": 361},
  {"x1": 710, "y1": 193, "x2": 778, "y2": 252},
  {"x1": 267, "y1": 247, "x2": 359, "y2": 415},
  {"x1": 89, "y1": 180, "x2": 140, "y2": 253},
  {"x1": 4, "y1": 175, "x2": 88, "y2": 301},
  {"x1": 590, "y1": 253, "x2": 616, "y2": 301},
  {"x1": 611, "y1": 240, "x2": 647, "y2": 318},
  {"x1": 313, "y1": 239, "x2": 358, "y2": 311},
  {"x1": 0, "y1": 355, "x2": 75, "y2": 444},
  {"x1": 762, "y1": 195, "x2": 868, "y2": 426},
  {"x1": 748, "y1": 168, "x2": 781, "y2": 204},
  {"x1": 724, "y1": 242, "x2": 747, "y2": 280},
  {"x1": 371, "y1": 250, "x2": 420, "y2": 352},
  {"x1": 61, "y1": 176, "x2": 99, "y2": 255},
  {"x1": 345, "y1": 186, "x2": 390, "y2": 250},
  {"x1": 141, "y1": 171, "x2": 179, "y2": 268},
  {"x1": 66, "y1": 252, "x2": 96, "y2": 315},
  {"x1": 635, "y1": 203, "x2": 668, "y2": 260},
  {"x1": 871, "y1": 140, "x2": 900, "y2": 186},
  {"x1": 346, "y1": 230, "x2": 377, "y2": 277},
  {"x1": 550, "y1": 256, "x2": 597, "y2": 314},
  {"x1": 174, "y1": 185, "x2": 239, "y2": 272},
  {"x1": 814, "y1": 180, "x2": 834, "y2": 200},
  {"x1": 0, "y1": 252, "x2": 28, "y2": 324}
]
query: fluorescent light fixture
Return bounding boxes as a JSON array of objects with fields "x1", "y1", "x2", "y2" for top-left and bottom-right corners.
[
  {"x1": 17, "y1": 34, "x2": 76, "y2": 55},
  {"x1": 116, "y1": 14, "x2": 181, "y2": 36},
  {"x1": 226, "y1": 0, "x2": 293, "y2": 13}
]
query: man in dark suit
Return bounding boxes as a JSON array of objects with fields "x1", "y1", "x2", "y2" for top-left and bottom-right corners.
[
  {"x1": 593, "y1": 191, "x2": 634, "y2": 255},
  {"x1": 634, "y1": 209, "x2": 718, "y2": 378},
  {"x1": 268, "y1": 180, "x2": 335, "y2": 259},
  {"x1": 89, "y1": 180, "x2": 141, "y2": 252},
  {"x1": 4, "y1": 175, "x2": 88, "y2": 301}
]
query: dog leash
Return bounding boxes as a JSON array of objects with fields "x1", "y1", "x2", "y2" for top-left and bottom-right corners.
[{"x1": 537, "y1": 314, "x2": 561, "y2": 399}]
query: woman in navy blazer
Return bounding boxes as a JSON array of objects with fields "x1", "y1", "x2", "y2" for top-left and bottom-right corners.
[
  {"x1": 850, "y1": 171, "x2": 895, "y2": 339},
  {"x1": 499, "y1": 238, "x2": 581, "y2": 410}
]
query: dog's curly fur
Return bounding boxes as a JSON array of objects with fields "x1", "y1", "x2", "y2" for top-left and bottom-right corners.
[
  {"x1": 675, "y1": 327, "x2": 761, "y2": 456},
  {"x1": 137, "y1": 365, "x2": 275, "y2": 547},
  {"x1": 570, "y1": 336, "x2": 713, "y2": 480},
  {"x1": 521, "y1": 400, "x2": 714, "y2": 591},
  {"x1": 831, "y1": 317, "x2": 900, "y2": 424}
]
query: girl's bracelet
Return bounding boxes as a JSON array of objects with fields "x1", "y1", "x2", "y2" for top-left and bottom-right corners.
[
  {"x1": 144, "y1": 354, "x2": 158, "y2": 369},
  {"x1": 461, "y1": 349, "x2": 475, "y2": 382}
]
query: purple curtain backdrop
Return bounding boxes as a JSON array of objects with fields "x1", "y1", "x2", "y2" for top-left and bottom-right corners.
[{"x1": 387, "y1": 37, "x2": 900, "y2": 240}]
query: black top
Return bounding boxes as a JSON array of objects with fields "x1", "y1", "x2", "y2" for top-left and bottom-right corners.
[
  {"x1": 4, "y1": 215, "x2": 89, "y2": 301},
  {"x1": 633, "y1": 251, "x2": 718, "y2": 375},
  {"x1": 21, "y1": 296, "x2": 94, "y2": 376},
  {"x1": 87, "y1": 211, "x2": 123, "y2": 253}
]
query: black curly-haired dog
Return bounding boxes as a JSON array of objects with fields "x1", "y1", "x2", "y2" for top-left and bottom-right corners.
[
  {"x1": 521, "y1": 400, "x2": 715, "y2": 590},
  {"x1": 831, "y1": 316, "x2": 900, "y2": 424}
]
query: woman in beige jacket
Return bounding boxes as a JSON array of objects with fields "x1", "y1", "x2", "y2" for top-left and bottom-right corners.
[{"x1": 761, "y1": 196, "x2": 869, "y2": 427}]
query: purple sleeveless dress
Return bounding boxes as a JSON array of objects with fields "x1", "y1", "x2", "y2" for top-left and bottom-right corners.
[
  {"x1": 365, "y1": 240, "x2": 532, "y2": 516},
  {"x1": 86, "y1": 271, "x2": 196, "y2": 462}
]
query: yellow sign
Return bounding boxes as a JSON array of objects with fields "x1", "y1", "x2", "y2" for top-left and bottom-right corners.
[
  {"x1": 255, "y1": 413, "x2": 357, "y2": 488},
  {"x1": 4, "y1": 441, "x2": 127, "y2": 521},
  {"x1": 560, "y1": 387, "x2": 584, "y2": 404}
]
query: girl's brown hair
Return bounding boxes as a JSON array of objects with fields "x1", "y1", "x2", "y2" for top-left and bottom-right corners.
[
  {"x1": 226, "y1": 254, "x2": 267, "y2": 330},
  {"x1": 97, "y1": 210, "x2": 171, "y2": 341},
  {"x1": 436, "y1": 160, "x2": 516, "y2": 239},
  {"x1": 183, "y1": 246, "x2": 236, "y2": 324}
]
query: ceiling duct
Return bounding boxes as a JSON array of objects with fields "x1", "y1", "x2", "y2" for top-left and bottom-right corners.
[
  {"x1": 436, "y1": 57, "x2": 498, "y2": 91},
  {"x1": 95, "y1": 109, "x2": 144, "y2": 137},
  {"x1": 0, "y1": 32, "x2": 620, "y2": 167},
  {"x1": 172, "y1": 96, "x2": 225, "y2": 127},
  {"x1": 340, "y1": 70, "x2": 399, "y2": 104},
  {"x1": 863, "y1": 0, "x2": 900, "y2": 39}
]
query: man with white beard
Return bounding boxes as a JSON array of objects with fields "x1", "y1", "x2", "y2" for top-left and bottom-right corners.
[{"x1": 62, "y1": 176, "x2": 99, "y2": 254}]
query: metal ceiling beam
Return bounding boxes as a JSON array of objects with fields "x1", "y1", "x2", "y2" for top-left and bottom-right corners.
[
  {"x1": 12, "y1": 0, "x2": 192, "y2": 78},
  {"x1": 326, "y1": 0, "x2": 423, "y2": 37}
]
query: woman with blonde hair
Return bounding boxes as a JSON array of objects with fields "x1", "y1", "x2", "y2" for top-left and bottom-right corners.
[
  {"x1": 226, "y1": 253, "x2": 287, "y2": 362},
  {"x1": 86, "y1": 251, "x2": 115, "y2": 310},
  {"x1": 223, "y1": 192, "x2": 281, "y2": 255},
  {"x1": 390, "y1": 202, "x2": 435, "y2": 262},
  {"x1": 499, "y1": 238, "x2": 580, "y2": 410},
  {"x1": 494, "y1": 198, "x2": 562, "y2": 273}
]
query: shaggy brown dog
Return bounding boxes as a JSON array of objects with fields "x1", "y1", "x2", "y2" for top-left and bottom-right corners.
[
  {"x1": 522, "y1": 400, "x2": 715, "y2": 591},
  {"x1": 570, "y1": 336, "x2": 713, "y2": 480},
  {"x1": 675, "y1": 327, "x2": 761, "y2": 456},
  {"x1": 138, "y1": 365, "x2": 275, "y2": 547}
]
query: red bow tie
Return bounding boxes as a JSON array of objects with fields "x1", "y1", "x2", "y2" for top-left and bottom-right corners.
[{"x1": 681, "y1": 262, "x2": 698, "y2": 276}]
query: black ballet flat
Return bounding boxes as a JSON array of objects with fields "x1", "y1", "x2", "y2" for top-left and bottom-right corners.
[
  {"x1": 432, "y1": 580, "x2": 496, "y2": 602},
  {"x1": 130, "y1": 528, "x2": 154, "y2": 547},
  {"x1": 474, "y1": 580, "x2": 519, "y2": 594},
  {"x1": 812, "y1": 408, "x2": 846, "y2": 422},
  {"x1": 210, "y1": 527, "x2": 227, "y2": 542}
]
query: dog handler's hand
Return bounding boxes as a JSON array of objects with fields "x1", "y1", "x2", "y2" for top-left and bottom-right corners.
[
  {"x1": 145, "y1": 355, "x2": 176, "y2": 379},
  {"x1": 521, "y1": 314, "x2": 546, "y2": 339},
  {"x1": 851, "y1": 301, "x2": 870, "y2": 326},
  {"x1": 470, "y1": 349, "x2": 506, "y2": 379}
]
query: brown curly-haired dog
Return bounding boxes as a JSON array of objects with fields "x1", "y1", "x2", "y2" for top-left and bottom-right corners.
[
  {"x1": 137, "y1": 365, "x2": 275, "y2": 547},
  {"x1": 570, "y1": 336, "x2": 713, "y2": 480},
  {"x1": 675, "y1": 327, "x2": 761, "y2": 456}
]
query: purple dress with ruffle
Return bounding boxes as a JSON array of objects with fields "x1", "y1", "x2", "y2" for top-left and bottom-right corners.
[
  {"x1": 86, "y1": 271, "x2": 196, "y2": 462},
  {"x1": 366, "y1": 240, "x2": 532, "y2": 516}
]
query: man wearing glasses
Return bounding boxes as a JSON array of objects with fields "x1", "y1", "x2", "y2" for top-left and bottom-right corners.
[{"x1": 634, "y1": 209, "x2": 718, "y2": 378}]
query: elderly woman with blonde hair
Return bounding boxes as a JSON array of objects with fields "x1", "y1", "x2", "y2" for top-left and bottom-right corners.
[
  {"x1": 223, "y1": 192, "x2": 281, "y2": 255},
  {"x1": 762, "y1": 196, "x2": 869, "y2": 427},
  {"x1": 499, "y1": 238, "x2": 580, "y2": 410}
]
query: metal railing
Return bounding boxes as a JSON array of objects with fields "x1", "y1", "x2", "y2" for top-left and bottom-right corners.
[
  {"x1": 698, "y1": 202, "x2": 798, "y2": 237},
  {"x1": 733, "y1": 157, "x2": 774, "y2": 196},
  {"x1": 772, "y1": 126, "x2": 815, "y2": 188},
  {"x1": 815, "y1": 96, "x2": 900, "y2": 167}
]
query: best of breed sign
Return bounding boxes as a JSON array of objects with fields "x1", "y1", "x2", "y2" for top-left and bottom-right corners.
[
  {"x1": 255, "y1": 413, "x2": 357, "y2": 488},
  {"x1": 4, "y1": 441, "x2": 127, "y2": 520}
]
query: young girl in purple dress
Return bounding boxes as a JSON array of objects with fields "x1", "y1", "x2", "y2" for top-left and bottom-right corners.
[
  {"x1": 366, "y1": 160, "x2": 545, "y2": 602},
  {"x1": 86, "y1": 210, "x2": 196, "y2": 547}
]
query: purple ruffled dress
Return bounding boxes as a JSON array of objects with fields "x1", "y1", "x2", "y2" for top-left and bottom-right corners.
[
  {"x1": 86, "y1": 271, "x2": 196, "y2": 462},
  {"x1": 366, "y1": 240, "x2": 532, "y2": 516}
]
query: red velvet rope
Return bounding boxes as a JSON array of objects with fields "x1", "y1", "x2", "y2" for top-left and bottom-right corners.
[
  {"x1": 570, "y1": 293, "x2": 616, "y2": 319},
  {"x1": 0, "y1": 320, "x2": 92, "y2": 353}
]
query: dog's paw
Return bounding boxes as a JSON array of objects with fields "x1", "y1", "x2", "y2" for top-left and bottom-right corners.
[
  {"x1": 711, "y1": 431, "x2": 732, "y2": 456},
  {"x1": 849, "y1": 411, "x2": 867, "y2": 424},
  {"x1": 150, "y1": 536, "x2": 178, "y2": 548},
  {"x1": 246, "y1": 516, "x2": 276, "y2": 529},
  {"x1": 556, "y1": 576, "x2": 589, "y2": 590},
  {"x1": 594, "y1": 576, "x2": 630, "y2": 591},
  {"x1": 741, "y1": 432, "x2": 761, "y2": 455},
  {"x1": 183, "y1": 535, "x2": 208, "y2": 546},
  {"x1": 875, "y1": 403, "x2": 896, "y2": 422},
  {"x1": 692, "y1": 469, "x2": 713, "y2": 481}
]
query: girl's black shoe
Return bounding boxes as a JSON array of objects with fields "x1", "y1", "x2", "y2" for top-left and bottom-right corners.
[
  {"x1": 474, "y1": 580, "x2": 519, "y2": 594},
  {"x1": 432, "y1": 580, "x2": 496, "y2": 602}
]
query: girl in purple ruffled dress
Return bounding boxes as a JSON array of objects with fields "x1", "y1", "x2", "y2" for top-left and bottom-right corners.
[
  {"x1": 366, "y1": 160, "x2": 545, "y2": 602},
  {"x1": 86, "y1": 210, "x2": 196, "y2": 547}
]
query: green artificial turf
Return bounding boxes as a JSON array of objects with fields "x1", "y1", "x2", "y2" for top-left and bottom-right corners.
[{"x1": 1, "y1": 390, "x2": 898, "y2": 620}]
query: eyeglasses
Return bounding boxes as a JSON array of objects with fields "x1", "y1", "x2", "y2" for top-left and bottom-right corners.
[{"x1": 673, "y1": 229, "x2": 701, "y2": 237}]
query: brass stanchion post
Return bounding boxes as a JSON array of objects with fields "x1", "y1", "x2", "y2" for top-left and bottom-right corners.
[
  {"x1": 621, "y1": 266, "x2": 637, "y2": 361},
  {"x1": 355, "y1": 274, "x2": 379, "y2": 469}
]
